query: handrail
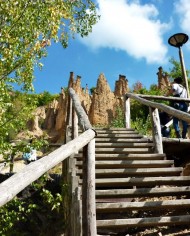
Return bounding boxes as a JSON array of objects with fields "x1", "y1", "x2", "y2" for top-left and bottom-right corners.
[
  {"x1": 0, "y1": 129, "x2": 95, "y2": 207},
  {"x1": 69, "y1": 88, "x2": 92, "y2": 131},
  {"x1": 124, "y1": 93, "x2": 190, "y2": 154},
  {"x1": 0, "y1": 87, "x2": 97, "y2": 236},
  {"x1": 126, "y1": 93, "x2": 190, "y2": 123},
  {"x1": 65, "y1": 88, "x2": 96, "y2": 236},
  {"x1": 136, "y1": 94, "x2": 190, "y2": 102}
]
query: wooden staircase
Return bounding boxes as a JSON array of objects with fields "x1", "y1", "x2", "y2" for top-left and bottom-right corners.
[{"x1": 76, "y1": 127, "x2": 190, "y2": 235}]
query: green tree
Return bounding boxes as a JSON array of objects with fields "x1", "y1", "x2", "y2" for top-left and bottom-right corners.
[
  {"x1": 36, "y1": 91, "x2": 59, "y2": 107},
  {"x1": 0, "y1": 0, "x2": 98, "y2": 90},
  {"x1": 130, "y1": 82, "x2": 166, "y2": 135},
  {"x1": 167, "y1": 57, "x2": 190, "y2": 80},
  {"x1": 0, "y1": 0, "x2": 98, "y2": 156},
  {"x1": 166, "y1": 57, "x2": 190, "y2": 95}
]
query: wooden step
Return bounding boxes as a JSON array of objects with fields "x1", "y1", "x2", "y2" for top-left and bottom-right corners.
[
  {"x1": 96, "y1": 215, "x2": 190, "y2": 229},
  {"x1": 96, "y1": 153, "x2": 166, "y2": 160},
  {"x1": 95, "y1": 176, "x2": 190, "y2": 188},
  {"x1": 75, "y1": 153, "x2": 166, "y2": 160},
  {"x1": 96, "y1": 186, "x2": 190, "y2": 198},
  {"x1": 95, "y1": 143, "x2": 154, "y2": 148},
  {"x1": 95, "y1": 138, "x2": 151, "y2": 143},
  {"x1": 77, "y1": 160, "x2": 174, "y2": 168},
  {"x1": 77, "y1": 167, "x2": 182, "y2": 178},
  {"x1": 96, "y1": 199, "x2": 190, "y2": 212},
  {"x1": 95, "y1": 147, "x2": 153, "y2": 153},
  {"x1": 96, "y1": 133, "x2": 143, "y2": 138},
  {"x1": 94, "y1": 128, "x2": 135, "y2": 131},
  {"x1": 96, "y1": 130, "x2": 139, "y2": 134}
]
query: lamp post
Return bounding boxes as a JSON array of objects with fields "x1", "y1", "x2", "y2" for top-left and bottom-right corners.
[{"x1": 168, "y1": 33, "x2": 189, "y2": 98}]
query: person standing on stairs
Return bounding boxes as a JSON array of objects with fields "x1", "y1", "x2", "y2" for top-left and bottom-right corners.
[{"x1": 167, "y1": 76, "x2": 188, "y2": 138}]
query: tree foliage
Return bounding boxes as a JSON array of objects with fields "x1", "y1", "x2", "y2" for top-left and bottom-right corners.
[
  {"x1": 0, "y1": 0, "x2": 98, "y2": 91},
  {"x1": 0, "y1": 0, "x2": 98, "y2": 157},
  {"x1": 167, "y1": 57, "x2": 190, "y2": 80},
  {"x1": 0, "y1": 174, "x2": 64, "y2": 235}
]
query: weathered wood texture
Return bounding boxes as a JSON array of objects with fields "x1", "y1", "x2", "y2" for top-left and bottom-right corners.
[
  {"x1": 97, "y1": 215, "x2": 190, "y2": 228},
  {"x1": 137, "y1": 94, "x2": 190, "y2": 102},
  {"x1": 124, "y1": 96, "x2": 130, "y2": 128},
  {"x1": 96, "y1": 199, "x2": 190, "y2": 212},
  {"x1": 68, "y1": 88, "x2": 97, "y2": 236},
  {"x1": 82, "y1": 139, "x2": 97, "y2": 236},
  {"x1": 149, "y1": 107, "x2": 163, "y2": 154},
  {"x1": 96, "y1": 186, "x2": 190, "y2": 198},
  {"x1": 0, "y1": 129, "x2": 95, "y2": 207},
  {"x1": 125, "y1": 93, "x2": 190, "y2": 123},
  {"x1": 69, "y1": 88, "x2": 92, "y2": 131}
]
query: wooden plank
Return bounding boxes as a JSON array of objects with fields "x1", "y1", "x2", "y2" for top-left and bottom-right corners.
[
  {"x1": 95, "y1": 138, "x2": 151, "y2": 143},
  {"x1": 95, "y1": 143, "x2": 154, "y2": 147},
  {"x1": 97, "y1": 215, "x2": 190, "y2": 228},
  {"x1": 95, "y1": 176, "x2": 190, "y2": 187},
  {"x1": 96, "y1": 134, "x2": 143, "y2": 138},
  {"x1": 77, "y1": 167, "x2": 182, "y2": 177},
  {"x1": 137, "y1": 94, "x2": 190, "y2": 102},
  {"x1": 75, "y1": 153, "x2": 166, "y2": 161},
  {"x1": 69, "y1": 88, "x2": 92, "y2": 131},
  {"x1": 77, "y1": 160, "x2": 174, "y2": 168},
  {"x1": 82, "y1": 139, "x2": 97, "y2": 236},
  {"x1": 94, "y1": 128, "x2": 135, "y2": 131},
  {"x1": 96, "y1": 186, "x2": 190, "y2": 198},
  {"x1": 95, "y1": 148, "x2": 152, "y2": 153},
  {"x1": 96, "y1": 130, "x2": 138, "y2": 134},
  {"x1": 94, "y1": 153, "x2": 166, "y2": 160},
  {"x1": 124, "y1": 96, "x2": 130, "y2": 128},
  {"x1": 0, "y1": 129, "x2": 96, "y2": 207},
  {"x1": 149, "y1": 107, "x2": 163, "y2": 154},
  {"x1": 96, "y1": 199, "x2": 190, "y2": 212}
]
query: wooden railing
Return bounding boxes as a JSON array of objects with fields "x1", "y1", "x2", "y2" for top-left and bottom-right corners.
[
  {"x1": 0, "y1": 88, "x2": 97, "y2": 236},
  {"x1": 64, "y1": 88, "x2": 96, "y2": 236},
  {"x1": 124, "y1": 93, "x2": 190, "y2": 154}
]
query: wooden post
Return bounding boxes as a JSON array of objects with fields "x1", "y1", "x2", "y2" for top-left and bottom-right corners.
[
  {"x1": 73, "y1": 108, "x2": 78, "y2": 139},
  {"x1": 124, "y1": 95, "x2": 130, "y2": 128},
  {"x1": 71, "y1": 174, "x2": 82, "y2": 236},
  {"x1": 69, "y1": 88, "x2": 92, "y2": 131},
  {"x1": 82, "y1": 138, "x2": 97, "y2": 236},
  {"x1": 149, "y1": 107, "x2": 163, "y2": 154}
]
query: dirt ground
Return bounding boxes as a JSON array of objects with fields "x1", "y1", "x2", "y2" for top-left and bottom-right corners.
[{"x1": 131, "y1": 226, "x2": 190, "y2": 236}]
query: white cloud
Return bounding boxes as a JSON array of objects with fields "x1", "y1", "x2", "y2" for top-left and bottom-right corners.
[
  {"x1": 79, "y1": 0, "x2": 171, "y2": 64},
  {"x1": 175, "y1": 0, "x2": 190, "y2": 35}
]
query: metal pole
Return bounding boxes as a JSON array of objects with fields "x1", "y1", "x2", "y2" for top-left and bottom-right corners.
[{"x1": 179, "y1": 46, "x2": 190, "y2": 98}]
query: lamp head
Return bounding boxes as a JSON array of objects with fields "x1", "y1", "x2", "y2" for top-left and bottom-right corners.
[{"x1": 168, "y1": 33, "x2": 189, "y2": 48}]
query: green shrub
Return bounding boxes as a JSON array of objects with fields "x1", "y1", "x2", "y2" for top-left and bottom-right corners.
[{"x1": 110, "y1": 106, "x2": 125, "y2": 128}]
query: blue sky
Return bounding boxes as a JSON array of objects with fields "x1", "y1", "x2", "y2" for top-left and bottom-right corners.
[{"x1": 34, "y1": 0, "x2": 190, "y2": 94}]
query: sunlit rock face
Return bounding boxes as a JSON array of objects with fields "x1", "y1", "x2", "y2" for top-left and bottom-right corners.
[{"x1": 26, "y1": 72, "x2": 129, "y2": 142}]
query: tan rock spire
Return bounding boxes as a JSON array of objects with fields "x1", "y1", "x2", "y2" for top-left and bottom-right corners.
[
  {"x1": 157, "y1": 66, "x2": 170, "y2": 90},
  {"x1": 114, "y1": 74, "x2": 129, "y2": 96},
  {"x1": 89, "y1": 73, "x2": 115, "y2": 125}
]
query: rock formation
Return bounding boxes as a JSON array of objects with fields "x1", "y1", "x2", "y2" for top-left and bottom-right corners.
[
  {"x1": 89, "y1": 73, "x2": 115, "y2": 125},
  {"x1": 157, "y1": 66, "x2": 170, "y2": 90},
  {"x1": 27, "y1": 72, "x2": 129, "y2": 141},
  {"x1": 114, "y1": 74, "x2": 128, "y2": 97}
]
